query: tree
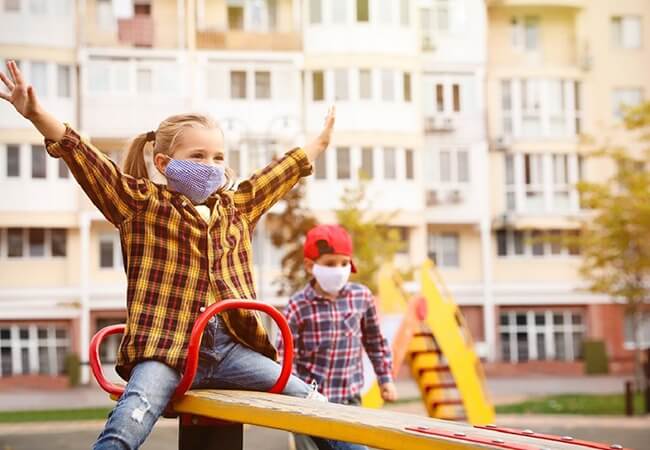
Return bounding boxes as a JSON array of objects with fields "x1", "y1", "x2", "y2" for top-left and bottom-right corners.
[
  {"x1": 576, "y1": 101, "x2": 650, "y2": 390},
  {"x1": 336, "y1": 179, "x2": 404, "y2": 293},
  {"x1": 268, "y1": 179, "x2": 318, "y2": 296}
]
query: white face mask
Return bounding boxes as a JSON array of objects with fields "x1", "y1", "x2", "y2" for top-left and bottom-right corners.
[{"x1": 312, "y1": 263, "x2": 351, "y2": 295}]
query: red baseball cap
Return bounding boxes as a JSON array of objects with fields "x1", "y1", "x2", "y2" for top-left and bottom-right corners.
[{"x1": 304, "y1": 224, "x2": 357, "y2": 272}]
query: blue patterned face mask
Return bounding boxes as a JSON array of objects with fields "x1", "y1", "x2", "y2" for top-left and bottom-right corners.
[{"x1": 164, "y1": 159, "x2": 225, "y2": 204}]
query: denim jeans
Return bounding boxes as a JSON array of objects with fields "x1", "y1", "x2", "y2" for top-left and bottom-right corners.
[{"x1": 93, "y1": 317, "x2": 367, "y2": 450}]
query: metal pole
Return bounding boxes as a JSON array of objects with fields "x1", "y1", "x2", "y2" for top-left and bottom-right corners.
[{"x1": 624, "y1": 380, "x2": 634, "y2": 416}]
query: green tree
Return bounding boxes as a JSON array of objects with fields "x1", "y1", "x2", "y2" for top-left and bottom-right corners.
[
  {"x1": 576, "y1": 102, "x2": 650, "y2": 390},
  {"x1": 268, "y1": 179, "x2": 318, "y2": 296},
  {"x1": 336, "y1": 179, "x2": 404, "y2": 293}
]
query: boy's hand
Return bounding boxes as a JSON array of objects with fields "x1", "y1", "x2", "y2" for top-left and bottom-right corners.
[
  {"x1": 304, "y1": 105, "x2": 336, "y2": 162},
  {"x1": 380, "y1": 382, "x2": 398, "y2": 402},
  {"x1": 0, "y1": 60, "x2": 43, "y2": 120}
]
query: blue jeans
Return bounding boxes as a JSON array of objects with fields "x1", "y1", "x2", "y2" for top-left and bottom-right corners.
[{"x1": 93, "y1": 317, "x2": 367, "y2": 450}]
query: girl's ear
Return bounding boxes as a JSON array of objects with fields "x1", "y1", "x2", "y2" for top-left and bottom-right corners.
[{"x1": 153, "y1": 153, "x2": 171, "y2": 176}]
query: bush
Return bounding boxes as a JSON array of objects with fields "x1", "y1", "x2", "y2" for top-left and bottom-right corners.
[
  {"x1": 64, "y1": 352, "x2": 81, "y2": 386},
  {"x1": 583, "y1": 340, "x2": 609, "y2": 375}
]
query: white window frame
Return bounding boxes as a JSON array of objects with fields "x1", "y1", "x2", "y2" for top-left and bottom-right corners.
[
  {"x1": 611, "y1": 15, "x2": 642, "y2": 49},
  {"x1": 99, "y1": 232, "x2": 122, "y2": 270},
  {"x1": 427, "y1": 231, "x2": 460, "y2": 268},
  {"x1": 0, "y1": 324, "x2": 70, "y2": 377}
]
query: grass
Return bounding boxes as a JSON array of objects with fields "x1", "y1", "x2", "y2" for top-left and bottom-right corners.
[
  {"x1": 496, "y1": 392, "x2": 646, "y2": 415},
  {"x1": 0, "y1": 407, "x2": 112, "y2": 423}
]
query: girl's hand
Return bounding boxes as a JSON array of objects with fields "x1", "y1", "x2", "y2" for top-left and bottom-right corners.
[
  {"x1": 304, "y1": 105, "x2": 336, "y2": 162},
  {"x1": 0, "y1": 60, "x2": 42, "y2": 120}
]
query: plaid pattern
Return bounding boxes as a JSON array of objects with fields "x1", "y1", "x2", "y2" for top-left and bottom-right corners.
[
  {"x1": 45, "y1": 126, "x2": 312, "y2": 379},
  {"x1": 277, "y1": 282, "x2": 393, "y2": 404}
]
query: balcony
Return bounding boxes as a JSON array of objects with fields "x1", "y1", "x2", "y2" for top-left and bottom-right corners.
[
  {"x1": 117, "y1": 15, "x2": 154, "y2": 48},
  {"x1": 196, "y1": 30, "x2": 301, "y2": 51},
  {"x1": 487, "y1": 0, "x2": 586, "y2": 8}
]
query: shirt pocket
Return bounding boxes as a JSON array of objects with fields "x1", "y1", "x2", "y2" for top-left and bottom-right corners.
[{"x1": 343, "y1": 312, "x2": 362, "y2": 337}]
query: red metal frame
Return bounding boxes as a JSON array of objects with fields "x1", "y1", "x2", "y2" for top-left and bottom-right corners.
[{"x1": 89, "y1": 300, "x2": 294, "y2": 399}]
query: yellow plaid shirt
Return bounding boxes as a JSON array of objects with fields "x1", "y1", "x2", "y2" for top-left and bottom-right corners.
[{"x1": 45, "y1": 126, "x2": 312, "y2": 379}]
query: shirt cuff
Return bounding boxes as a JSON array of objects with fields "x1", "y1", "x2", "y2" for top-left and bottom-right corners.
[
  {"x1": 44, "y1": 124, "x2": 81, "y2": 158},
  {"x1": 285, "y1": 147, "x2": 313, "y2": 178},
  {"x1": 378, "y1": 373, "x2": 393, "y2": 385}
]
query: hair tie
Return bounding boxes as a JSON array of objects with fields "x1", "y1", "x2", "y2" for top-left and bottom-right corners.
[{"x1": 146, "y1": 131, "x2": 156, "y2": 142}]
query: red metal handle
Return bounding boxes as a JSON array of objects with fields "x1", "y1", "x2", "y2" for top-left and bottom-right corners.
[{"x1": 89, "y1": 300, "x2": 294, "y2": 399}]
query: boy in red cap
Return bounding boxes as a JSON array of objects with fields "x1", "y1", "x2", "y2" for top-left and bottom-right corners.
[{"x1": 278, "y1": 224, "x2": 397, "y2": 408}]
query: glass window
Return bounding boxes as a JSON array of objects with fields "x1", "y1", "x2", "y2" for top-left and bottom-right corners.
[
  {"x1": 58, "y1": 159, "x2": 69, "y2": 179},
  {"x1": 230, "y1": 71, "x2": 247, "y2": 99},
  {"x1": 331, "y1": 0, "x2": 346, "y2": 24},
  {"x1": 29, "y1": 228, "x2": 45, "y2": 257},
  {"x1": 360, "y1": 147, "x2": 373, "y2": 179},
  {"x1": 312, "y1": 71, "x2": 324, "y2": 101},
  {"x1": 452, "y1": 84, "x2": 460, "y2": 112},
  {"x1": 383, "y1": 147, "x2": 396, "y2": 179},
  {"x1": 255, "y1": 71, "x2": 271, "y2": 99},
  {"x1": 336, "y1": 147, "x2": 350, "y2": 179},
  {"x1": 439, "y1": 150, "x2": 451, "y2": 182},
  {"x1": 457, "y1": 150, "x2": 469, "y2": 182},
  {"x1": 309, "y1": 0, "x2": 322, "y2": 24},
  {"x1": 436, "y1": 84, "x2": 444, "y2": 112},
  {"x1": 524, "y1": 16, "x2": 539, "y2": 51},
  {"x1": 31, "y1": 145, "x2": 46, "y2": 179},
  {"x1": 359, "y1": 69, "x2": 372, "y2": 100},
  {"x1": 334, "y1": 69, "x2": 348, "y2": 101},
  {"x1": 31, "y1": 61, "x2": 48, "y2": 96},
  {"x1": 405, "y1": 149, "x2": 414, "y2": 180},
  {"x1": 136, "y1": 68, "x2": 152, "y2": 94},
  {"x1": 403, "y1": 72, "x2": 412, "y2": 102},
  {"x1": 8, "y1": 228, "x2": 24, "y2": 257},
  {"x1": 314, "y1": 155, "x2": 327, "y2": 180},
  {"x1": 228, "y1": 5, "x2": 244, "y2": 29},
  {"x1": 51, "y1": 229, "x2": 67, "y2": 257},
  {"x1": 612, "y1": 88, "x2": 643, "y2": 119},
  {"x1": 611, "y1": 16, "x2": 642, "y2": 49},
  {"x1": 57, "y1": 65, "x2": 71, "y2": 98},
  {"x1": 356, "y1": 0, "x2": 369, "y2": 22},
  {"x1": 6, "y1": 144, "x2": 20, "y2": 177},
  {"x1": 381, "y1": 70, "x2": 395, "y2": 101},
  {"x1": 400, "y1": 0, "x2": 410, "y2": 26},
  {"x1": 100, "y1": 237, "x2": 115, "y2": 268},
  {"x1": 4, "y1": 0, "x2": 19, "y2": 11}
]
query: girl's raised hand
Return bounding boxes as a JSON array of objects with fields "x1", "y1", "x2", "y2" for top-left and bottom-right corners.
[
  {"x1": 304, "y1": 105, "x2": 336, "y2": 162},
  {"x1": 0, "y1": 60, "x2": 42, "y2": 120}
]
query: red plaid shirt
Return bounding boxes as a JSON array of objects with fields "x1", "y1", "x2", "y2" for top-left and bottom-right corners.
[{"x1": 277, "y1": 282, "x2": 393, "y2": 404}]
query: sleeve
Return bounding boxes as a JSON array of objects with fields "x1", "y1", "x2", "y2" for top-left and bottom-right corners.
[
  {"x1": 233, "y1": 148, "x2": 312, "y2": 226},
  {"x1": 45, "y1": 125, "x2": 153, "y2": 226},
  {"x1": 276, "y1": 298, "x2": 301, "y2": 375},
  {"x1": 360, "y1": 290, "x2": 394, "y2": 385}
]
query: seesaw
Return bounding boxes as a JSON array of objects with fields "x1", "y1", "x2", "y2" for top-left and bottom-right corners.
[{"x1": 90, "y1": 300, "x2": 631, "y2": 450}]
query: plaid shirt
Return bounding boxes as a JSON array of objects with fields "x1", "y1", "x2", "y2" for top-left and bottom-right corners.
[
  {"x1": 45, "y1": 126, "x2": 312, "y2": 379},
  {"x1": 277, "y1": 282, "x2": 393, "y2": 404}
]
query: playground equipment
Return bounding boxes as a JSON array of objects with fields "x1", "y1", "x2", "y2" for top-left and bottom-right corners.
[
  {"x1": 362, "y1": 260, "x2": 494, "y2": 425},
  {"x1": 90, "y1": 299, "x2": 631, "y2": 450}
]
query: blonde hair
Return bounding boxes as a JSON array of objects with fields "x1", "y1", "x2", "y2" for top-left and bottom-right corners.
[{"x1": 123, "y1": 113, "x2": 235, "y2": 188}]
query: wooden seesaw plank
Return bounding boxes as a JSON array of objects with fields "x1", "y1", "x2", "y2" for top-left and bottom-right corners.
[{"x1": 172, "y1": 390, "x2": 594, "y2": 450}]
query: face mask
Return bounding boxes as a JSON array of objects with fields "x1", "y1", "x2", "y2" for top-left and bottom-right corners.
[
  {"x1": 164, "y1": 159, "x2": 225, "y2": 204},
  {"x1": 312, "y1": 263, "x2": 351, "y2": 295}
]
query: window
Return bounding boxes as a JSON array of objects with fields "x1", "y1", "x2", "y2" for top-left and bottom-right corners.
[
  {"x1": 96, "y1": 0, "x2": 114, "y2": 30},
  {"x1": 439, "y1": 150, "x2": 451, "y2": 182},
  {"x1": 457, "y1": 150, "x2": 469, "y2": 182},
  {"x1": 230, "y1": 71, "x2": 247, "y2": 99},
  {"x1": 612, "y1": 88, "x2": 643, "y2": 119},
  {"x1": 624, "y1": 312, "x2": 650, "y2": 349},
  {"x1": 29, "y1": 0, "x2": 46, "y2": 14},
  {"x1": 521, "y1": 79, "x2": 541, "y2": 137},
  {"x1": 228, "y1": 149, "x2": 241, "y2": 175},
  {"x1": 0, "y1": 325, "x2": 70, "y2": 376},
  {"x1": 405, "y1": 149, "x2": 414, "y2": 180},
  {"x1": 4, "y1": 0, "x2": 19, "y2": 11},
  {"x1": 435, "y1": 84, "x2": 444, "y2": 112},
  {"x1": 205, "y1": 66, "x2": 221, "y2": 99},
  {"x1": 381, "y1": 70, "x2": 394, "y2": 101},
  {"x1": 496, "y1": 229, "x2": 580, "y2": 257},
  {"x1": 359, "y1": 69, "x2": 372, "y2": 100},
  {"x1": 611, "y1": 16, "x2": 642, "y2": 49},
  {"x1": 336, "y1": 147, "x2": 350, "y2": 179},
  {"x1": 31, "y1": 61, "x2": 48, "y2": 96},
  {"x1": 547, "y1": 80, "x2": 566, "y2": 136},
  {"x1": 136, "y1": 68, "x2": 153, "y2": 93},
  {"x1": 501, "y1": 79, "x2": 513, "y2": 134},
  {"x1": 51, "y1": 229, "x2": 67, "y2": 257},
  {"x1": 378, "y1": 0, "x2": 391, "y2": 24},
  {"x1": 134, "y1": 2, "x2": 151, "y2": 16},
  {"x1": 356, "y1": 0, "x2": 369, "y2": 22},
  {"x1": 403, "y1": 72, "x2": 412, "y2": 102},
  {"x1": 99, "y1": 233, "x2": 121, "y2": 269},
  {"x1": 552, "y1": 154, "x2": 570, "y2": 211},
  {"x1": 511, "y1": 16, "x2": 540, "y2": 51},
  {"x1": 400, "y1": 0, "x2": 410, "y2": 26},
  {"x1": 500, "y1": 310, "x2": 585, "y2": 363},
  {"x1": 58, "y1": 159, "x2": 69, "y2": 179},
  {"x1": 228, "y1": 4, "x2": 244, "y2": 30},
  {"x1": 7, "y1": 228, "x2": 23, "y2": 258},
  {"x1": 383, "y1": 147, "x2": 396, "y2": 179},
  {"x1": 255, "y1": 71, "x2": 271, "y2": 99},
  {"x1": 435, "y1": 0, "x2": 449, "y2": 31},
  {"x1": 97, "y1": 318, "x2": 124, "y2": 364},
  {"x1": 6, "y1": 144, "x2": 20, "y2": 178},
  {"x1": 334, "y1": 69, "x2": 348, "y2": 101},
  {"x1": 427, "y1": 232, "x2": 459, "y2": 268},
  {"x1": 360, "y1": 147, "x2": 373, "y2": 179},
  {"x1": 331, "y1": 0, "x2": 346, "y2": 24},
  {"x1": 312, "y1": 71, "x2": 324, "y2": 101},
  {"x1": 452, "y1": 84, "x2": 460, "y2": 112},
  {"x1": 309, "y1": 0, "x2": 322, "y2": 24},
  {"x1": 437, "y1": 148, "x2": 469, "y2": 184},
  {"x1": 504, "y1": 154, "x2": 515, "y2": 210},
  {"x1": 31, "y1": 145, "x2": 46, "y2": 179},
  {"x1": 28, "y1": 228, "x2": 45, "y2": 257},
  {"x1": 314, "y1": 154, "x2": 327, "y2": 179},
  {"x1": 56, "y1": 65, "x2": 71, "y2": 98},
  {"x1": 88, "y1": 62, "x2": 110, "y2": 93},
  {"x1": 524, "y1": 154, "x2": 543, "y2": 212}
]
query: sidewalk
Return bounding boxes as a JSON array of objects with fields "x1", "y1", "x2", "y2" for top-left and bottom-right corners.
[{"x1": 0, "y1": 374, "x2": 630, "y2": 412}]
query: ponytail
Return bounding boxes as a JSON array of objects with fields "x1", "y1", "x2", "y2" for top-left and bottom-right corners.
[{"x1": 123, "y1": 132, "x2": 152, "y2": 178}]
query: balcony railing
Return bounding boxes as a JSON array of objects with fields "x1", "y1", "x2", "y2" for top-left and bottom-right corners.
[{"x1": 196, "y1": 30, "x2": 301, "y2": 51}]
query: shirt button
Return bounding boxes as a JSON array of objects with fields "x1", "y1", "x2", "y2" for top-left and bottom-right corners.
[{"x1": 199, "y1": 306, "x2": 206, "y2": 312}]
